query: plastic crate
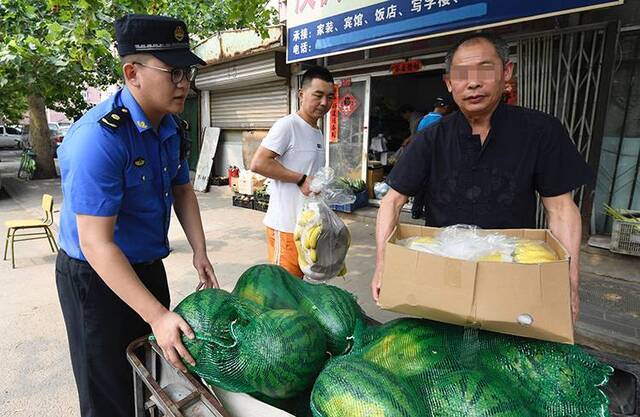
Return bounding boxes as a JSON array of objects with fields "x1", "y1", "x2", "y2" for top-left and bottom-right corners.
[
  {"x1": 610, "y1": 211, "x2": 640, "y2": 257},
  {"x1": 330, "y1": 189, "x2": 369, "y2": 213},
  {"x1": 254, "y1": 192, "x2": 270, "y2": 203},
  {"x1": 209, "y1": 176, "x2": 229, "y2": 186},
  {"x1": 232, "y1": 195, "x2": 255, "y2": 210},
  {"x1": 254, "y1": 200, "x2": 269, "y2": 213}
]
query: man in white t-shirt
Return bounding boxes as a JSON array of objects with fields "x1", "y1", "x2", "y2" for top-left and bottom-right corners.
[{"x1": 250, "y1": 66, "x2": 335, "y2": 277}]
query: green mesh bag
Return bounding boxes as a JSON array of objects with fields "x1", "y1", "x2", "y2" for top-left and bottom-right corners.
[
  {"x1": 233, "y1": 264, "x2": 300, "y2": 310},
  {"x1": 310, "y1": 356, "x2": 425, "y2": 417},
  {"x1": 292, "y1": 282, "x2": 369, "y2": 355},
  {"x1": 235, "y1": 309, "x2": 327, "y2": 398},
  {"x1": 424, "y1": 369, "x2": 533, "y2": 417},
  {"x1": 174, "y1": 269, "x2": 613, "y2": 417},
  {"x1": 475, "y1": 335, "x2": 613, "y2": 417},
  {"x1": 173, "y1": 288, "x2": 327, "y2": 399},
  {"x1": 173, "y1": 288, "x2": 263, "y2": 393},
  {"x1": 311, "y1": 318, "x2": 612, "y2": 417},
  {"x1": 232, "y1": 264, "x2": 370, "y2": 356},
  {"x1": 357, "y1": 318, "x2": 463, "y2": 379}
]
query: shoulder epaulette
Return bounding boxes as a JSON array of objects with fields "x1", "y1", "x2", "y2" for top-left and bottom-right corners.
[{"x1": 99, "y1": 106, "x2": 130, "y2": 130}]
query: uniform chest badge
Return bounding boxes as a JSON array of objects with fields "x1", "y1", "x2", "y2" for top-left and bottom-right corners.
[{"x1": 134, "y1": 158, "x2": 145, "y2": 167}]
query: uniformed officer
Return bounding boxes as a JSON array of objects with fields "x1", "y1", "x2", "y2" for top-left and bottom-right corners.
[{"x1": 56, "y1": 14, "x2": 218, "y2": 417}]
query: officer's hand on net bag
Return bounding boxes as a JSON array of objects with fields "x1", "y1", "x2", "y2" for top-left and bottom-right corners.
[{"x1": 150, "y1": 309, "x2": 196, "y2": 372}]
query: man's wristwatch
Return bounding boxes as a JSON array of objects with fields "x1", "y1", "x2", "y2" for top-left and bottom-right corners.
[{"x1": 297, "y1": 174, "x2": 307, "y2": 187}]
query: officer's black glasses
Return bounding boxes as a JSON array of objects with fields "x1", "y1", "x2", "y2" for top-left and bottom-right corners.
[{"x1": 133, "y1": 62, "x2": 198, "y2": 84}]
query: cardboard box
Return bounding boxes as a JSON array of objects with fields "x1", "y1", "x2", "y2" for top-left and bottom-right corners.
[
  {"x1": 237, "y1": 171, "x2": 266, "y2": 196},
  {"x1": 378, "y1": 224, "x2": 574, "y2": 344},
  {"x1": 237, "y1": 176, "x2": 255, "y2": 195}
]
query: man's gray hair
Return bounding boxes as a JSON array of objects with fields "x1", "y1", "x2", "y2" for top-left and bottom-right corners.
[{"x1": 444, "y1": 32, "x2": 509, "y2": 73}]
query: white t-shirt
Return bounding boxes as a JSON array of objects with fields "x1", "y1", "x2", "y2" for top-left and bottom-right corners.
[{"x1": 261, "y1": 113, "x2": 325, "y2": 233}]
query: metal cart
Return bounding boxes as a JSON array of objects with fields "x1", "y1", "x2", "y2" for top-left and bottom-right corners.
[
  {"x1": 127, "y1": 337, "x2": 295, "y2": 417},
  {"x1": 127, "y1": 337, "x2": 228, "y2": 417}
]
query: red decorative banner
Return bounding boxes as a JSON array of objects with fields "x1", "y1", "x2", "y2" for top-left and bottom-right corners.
[
  {"x1": 329, "y1": 84, "x2": 339, "y2": 143},
  {"x1": 391, "y1": 59, "x2": 423, "y2": 76},
  {"x1": 337, "y1": 93, "x2": 359, "y2": 118}
]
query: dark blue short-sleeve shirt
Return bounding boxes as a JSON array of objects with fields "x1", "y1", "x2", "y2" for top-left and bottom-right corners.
[
  {"x1": 386, "y1": 103, "x2": 594, "y2": 229},
  {"x1": 58, "y1": 87, "x2": 190, "y2": 263}
]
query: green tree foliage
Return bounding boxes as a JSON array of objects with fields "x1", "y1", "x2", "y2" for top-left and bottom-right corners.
[{"x1": 0, "y1": 0, "x2": 276, "y2": 178}]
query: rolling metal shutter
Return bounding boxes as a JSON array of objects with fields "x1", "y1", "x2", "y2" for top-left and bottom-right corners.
[
  {"x1": 208, "y1": 80, "x2": 289, "y2": 129},
  {"x1": 196, "y1": 52, "x2": 289, "y2": 130}
]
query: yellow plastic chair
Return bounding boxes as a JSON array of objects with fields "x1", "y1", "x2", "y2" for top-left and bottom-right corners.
[{"x1": 3, "y1": 194, "x2": 59, "y2": 268}]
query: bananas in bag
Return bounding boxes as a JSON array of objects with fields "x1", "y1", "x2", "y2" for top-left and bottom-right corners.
[{"x1": 295, "y1": 168, "x2": 354, "y2": 281}]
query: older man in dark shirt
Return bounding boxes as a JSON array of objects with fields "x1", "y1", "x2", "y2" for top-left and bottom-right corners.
[{"x1": 371, "y1": 32, "x2": 592, "y2": 323}]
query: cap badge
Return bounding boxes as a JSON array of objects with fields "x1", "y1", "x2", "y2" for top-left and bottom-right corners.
[{"x1": 174, "y1": 26, "x2": 185, "y2": 42}]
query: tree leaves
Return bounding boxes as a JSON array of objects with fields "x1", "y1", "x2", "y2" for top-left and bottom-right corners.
[{"x1": 0, "y1": 0, "x2": 276, "y2": 123}]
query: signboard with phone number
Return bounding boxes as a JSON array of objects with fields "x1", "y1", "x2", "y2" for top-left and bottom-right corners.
[{"x1": 286, "y1": 0, "x2": 623, "y2": 63}]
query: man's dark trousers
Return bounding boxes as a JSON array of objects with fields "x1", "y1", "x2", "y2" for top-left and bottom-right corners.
[{"x1": 56, "y1": 250, "x2": 170, "y2": 417}]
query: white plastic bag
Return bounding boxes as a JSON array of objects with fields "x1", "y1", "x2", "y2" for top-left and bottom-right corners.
[
  {"x1": 398, "y1": 224, "x2": 559, "y2": 263},
  {"x1": 295, "y1": 168, "x2": 354, "y2": 281},
  {"x1": 398, "y1": 225, "x2": 516, "y2": 262},
  {"x1": 374, "y1": 182, "x2": 390, "y2": 199}
]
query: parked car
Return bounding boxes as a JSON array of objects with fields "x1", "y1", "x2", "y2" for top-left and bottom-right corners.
[
  {"x1": 0, "y1": 125, "x2": 23, "y2": 149},
  {"x1": 48, "y1": 123, "x2": 65, "y2": 158},
  {"x1": 21, "y1": 124, "x2": 65, "y2": 158}
]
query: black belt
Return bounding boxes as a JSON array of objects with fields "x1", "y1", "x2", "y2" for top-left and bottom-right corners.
[{"x1": 60, "y1": 249, "x2": 161, "y2": 267}]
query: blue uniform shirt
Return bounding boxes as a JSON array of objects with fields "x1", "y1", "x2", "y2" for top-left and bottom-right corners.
[
  {"x1": 417, "y1": 112, "x2": 443, "y2": 132},
  {"x1": 58, "y1": 87, "x2": 190, "y2": 263}
]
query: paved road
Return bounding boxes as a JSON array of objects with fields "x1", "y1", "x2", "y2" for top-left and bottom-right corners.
[{"x1": 0, "y1": 149, "x2": 21, "y2": 177}]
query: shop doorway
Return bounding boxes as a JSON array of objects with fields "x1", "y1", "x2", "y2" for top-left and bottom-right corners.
[
  {"x1": 325, "y1": 76, "x2": 371, "y2": 182},
  {"x1": 326, "y1": 69, "x2": 450, "y2": 204},
  {"x1": 368, "y1": 70, "x2": 450, "y2": 203},
  {"x1": 369, "y1": 71, "x2": 449, "y2": 151}
]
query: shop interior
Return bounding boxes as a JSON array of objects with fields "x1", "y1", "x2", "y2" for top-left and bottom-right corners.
[{"x1": 367, "y1": 70, "x2": 451, "y2": 202}]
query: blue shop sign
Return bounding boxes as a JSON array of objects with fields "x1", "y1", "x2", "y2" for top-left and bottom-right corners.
[{"x1": 286, "y1": 0, "x2": 623, "y2": 63}]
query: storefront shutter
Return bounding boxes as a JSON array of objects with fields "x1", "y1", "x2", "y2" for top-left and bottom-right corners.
[{"x1": 208, "y1": 80, "x2": 289, "y2": 129}]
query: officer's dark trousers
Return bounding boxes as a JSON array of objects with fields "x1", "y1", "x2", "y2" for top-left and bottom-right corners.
[{"x1": 55, "y1": 250, "x2": 170, "y2": 417}]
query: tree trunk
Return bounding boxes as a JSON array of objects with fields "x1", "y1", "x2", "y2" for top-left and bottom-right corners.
[{"x1": 28, "y1": 94, "x2": 57, "y2": 179}]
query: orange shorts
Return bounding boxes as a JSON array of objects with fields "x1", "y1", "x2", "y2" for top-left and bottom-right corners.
[{"x1": 266, "y1": 227, "x2": 303, "y2": 278}]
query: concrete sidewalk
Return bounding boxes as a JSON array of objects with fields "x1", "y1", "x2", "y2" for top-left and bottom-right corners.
[{"x1": 0, "y1": 176, "x2": 638, "y2": 416}]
